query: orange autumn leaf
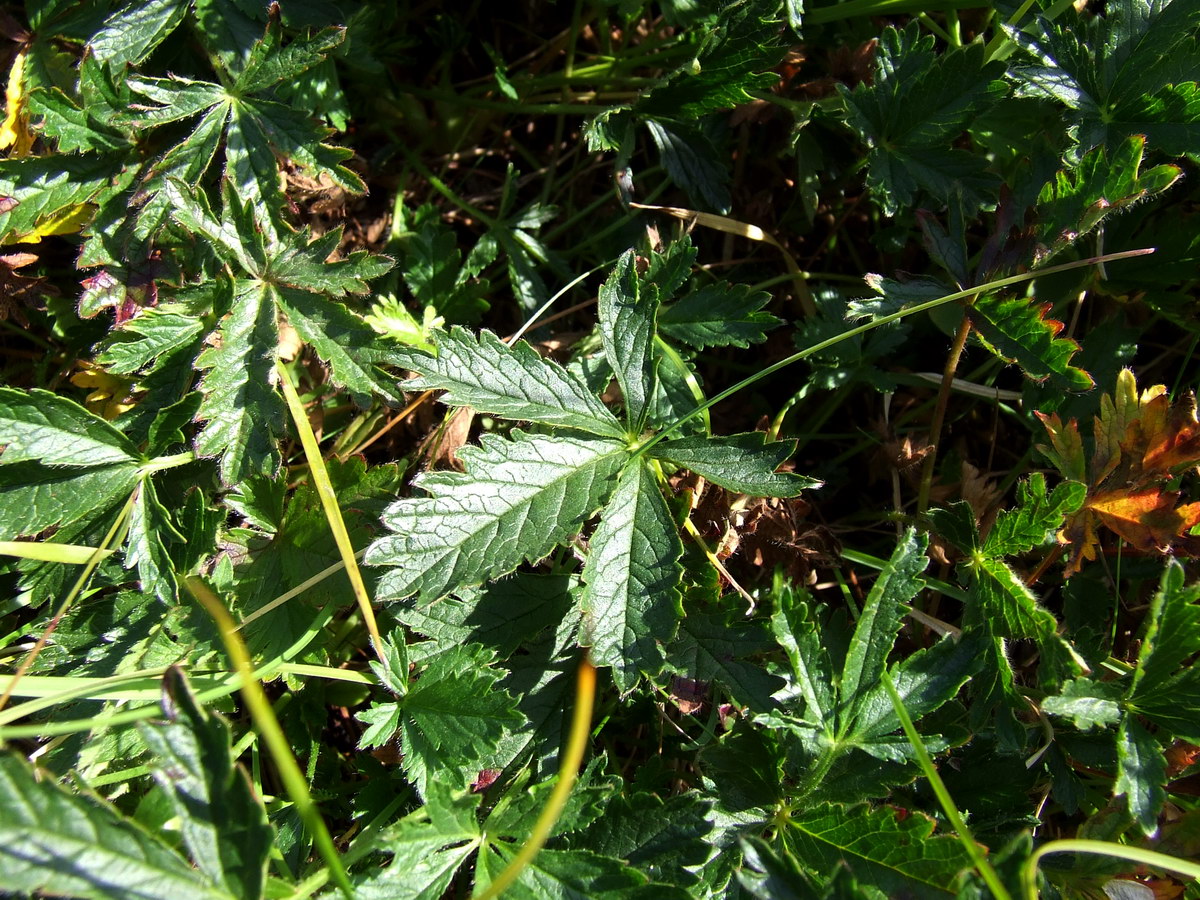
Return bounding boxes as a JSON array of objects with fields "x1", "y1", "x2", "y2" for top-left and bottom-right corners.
[{"x1": 1040, "y1": 369, "x2": 1200, "y2": 575}]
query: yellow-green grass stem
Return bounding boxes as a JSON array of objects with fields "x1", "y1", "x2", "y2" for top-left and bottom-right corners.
[
  {"x1": 0, "y1": 605, "x2": 340, "y2": 738},
  {"x1": 473, "y1": 658, "x2": 597, "y2": 899},
  {"x1": 1021, "y1": 841, "x2": 1200, "y2": 900},
  {"x1": 277, "y1": 360, "x2": 384, "y2": 662},
  {"x1": 187, "y1": 576, "x2": 353, "y2": 899},
  {"x1": 882, "y1": 669, "x2": 1013, "y2": 900},
  {"x1": 0, "y1": 492, "x2": 134, "y2": 716}
]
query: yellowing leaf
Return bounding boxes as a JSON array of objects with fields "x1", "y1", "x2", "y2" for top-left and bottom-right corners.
[
  {"x1": 70, "y1": 363, "x2": 139, "y2": 420},
  {"x1": 0, "y1": 49, "x2": 33, "y2": 158},
  {"x1": 11, "y1": 202, "x2": 94, "y2": 243},
  {"x1": 1041, "y1": 369, "x2": 1200, "y2": 574}
]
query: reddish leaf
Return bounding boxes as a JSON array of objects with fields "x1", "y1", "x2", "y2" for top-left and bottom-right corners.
[{"x1": 1041, "y1": 369, "x2": 1200, "y2": 574}]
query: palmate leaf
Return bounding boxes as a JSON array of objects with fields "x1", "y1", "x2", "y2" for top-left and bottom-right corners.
[
  {"x1": 138, "y1": 669, "x2": 272, "y2": 900},
  {"x1": 0, "y1": 752, "x2": 233, "y2": 900},
  {"x1": 164, "y1": 182, "x2": 395, "y2": 480},
  {"x1": 111, "y1": 14, "x2": 361, "y2": 234},
  {"x1": 366, "y1": 430, "x2": 629, "y2": 601},
  {"x1": 780, "y1": 803, "x2": 976, "y2": 897},
  {"x1": 1007, "y1": 0, "x2": 1200, "y2": 163},
  {"x1": 393, "y1": 327, "x2": 625, "y2": 437},
  {"x1": 838, "y1": 23, "x2": 1007, "y2": 215},
  {"x1": 652, "y1": 432, "x2": 819, "y2": 497},
  {"x1": 357, "y1": 644, "x2": 523, "y2": 796},
  {"x1": 1034, "y1": 136, "x2": 1182, "y2": 263},
  {"x1": 580, "y1": 461, "x2": 684, "y2": 692}
]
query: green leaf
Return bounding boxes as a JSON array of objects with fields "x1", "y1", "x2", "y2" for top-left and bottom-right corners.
[
  {"x1": 357, "y1": 644, "x2": 523, "y2": 796},
  {"x1": 125, "y1": 478, "x2": 183, "y2": 603},
  {"x1": 634, "y1": 1, "x2": 784, "y2": 120},
  {"x1": 969, "y1": 556, "x2": 1059, "y2": 641},
  {"x1": 581, "y1": 461, "x2": 684, "y2": 692},
  {"x1": 584, "y1": 792, "x2": 714, "y2": 890},
  {"x1": 194, "y1": 282, "x2": 284, "y2": 483},
  {"x1": 224, "y1": 457, "x2": 401, "y2": 660},
  {"x1": 351, "y1": 783, "x2": 481, "y2": 899},
  {"x1": 737, "y1": 836, "x2": 826, "y2": 900},
  {"x1": 658, "y1": 281, "x2": 781, "y2": 349},
  {"x1": 1008, "y1": 0, "x2": 1200, "y2": 164},
  {"x1": 770, "y1": 586, "x2": 837, "y2": 731},
  {"x1": 850, "y1": 629, "x2": 984, "y2": 749},
  {"x1": 138, "y1": 668, "x2": 272, "y2": 900},
  {"x1": 1131, "y1": 562, "x2": 1200, "y2": 697},
  {"x1": 233, "y1": 9, "x2": 345, "y2": 95},
  {"x1": 29, "y1": 86, "x2": 129, "y2": 154},
  {"x1": 600, "y1": 250, "x2": 658, "y2": 432},
  {"x1": 651, "y1": 432, "x2": 819, "y2": 497},
  {"x1": 367, "y1": 430, "x2": 629, "y2": 601},
  {"x1": 395, "y1": 327, "x2": 625, "y2": 437},
  {"x1": 1115, "y1": 718, "x2": 1167, "y2": 836},
  {"x1": 0, "y1": 461, "x2": 137, "y2": 537},
  {"x1": 1042, "y1": 678, "x2": 1124, "y2": 730},
  {"x1": 0, "y1": 154, "x2": 117, "y2": 247},
  {"x1": 89, "y1": 0, "x2": 188, "y2": 69},
  {"x1": 781, "y1": 803, "x2": 975, "y2": 897},
  {"x1": 838, "y1": 529, "x2": 927, "y2": 726},
  {"x1": 394, "y1": 573, "x2": 575, "y2": 658},
  {"x1": 668, "y1": 611, "x2": 784, "y2": 711},
  {"x1": 474, "y1": 845, "x2": 667, "y2": 899},
  {"x1": 0, "y1": 752, "x2": 233, "y2": 900},
  {"x1": 0, "y1": 387, "x2": 139, "y2": 466},
  {"x1": 1034, "y1": 136, "x2": 1182, "y2": 263},
  {"x1": 646, "y1": 119, "x2": 731, "y2": 213},
  {"x1": 969, "y1": 295, "x2": 1093, "y2": 390},
  {"x1": 275, "y1": 286, "x2": 403, "y2": 406},
  {"x1": 983, "y1": 473, "x2": 1087, "y2": 557},
  {"x1": 838, "y1": 23, "x2": 1007, "y2": 214},
  {"x1": 96, "y1": 309, "x2": 207, "y2": 375},
  {"x1": 192, "y1": 0, "x2": 265, "y2": 76}
]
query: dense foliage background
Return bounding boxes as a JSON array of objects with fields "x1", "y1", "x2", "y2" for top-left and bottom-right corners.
[{"x1": 1, "y1": 0, "x2": 1200, "y2": 897}]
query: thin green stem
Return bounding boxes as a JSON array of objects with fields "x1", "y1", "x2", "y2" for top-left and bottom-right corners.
[
  {"x1": 137, "y1": 450, "x2": 195, "y2": 476},
  {"x1": 882, "y1": 670, "x2": 1014, "y2": 900},
  {"x1": 632, "y1": 248, "x2": 1153, "y2": 460},
  {"x1": 1020, "y1": 840, "x2": 1200, "y2": 900}
]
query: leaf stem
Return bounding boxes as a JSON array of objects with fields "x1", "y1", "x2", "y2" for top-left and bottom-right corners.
[
  {"x1": 277, "y1": 360, "x2": 385, "y2": 664},
  {"x1": 186, "y1": 577, "x2": 354, "y2": 900},
  {"x1": 136, "y1": 450, "x2": 195, "y2": 476},
  {"x1": 917, "y1": 303, "x2": 974, "y2": 513},
  {"x1": 632, "y1": 248, "x2": 1153, "y2": 461},
  {"x1": 1020, "y1": 840, "x2": 1200, "y2": 900},
  {"x1": 472, "y1": 657, "x2": 596, "y2": 900},
  {"x1": 882, "y1": 669, "x2": 1014, "y2": 900}
]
